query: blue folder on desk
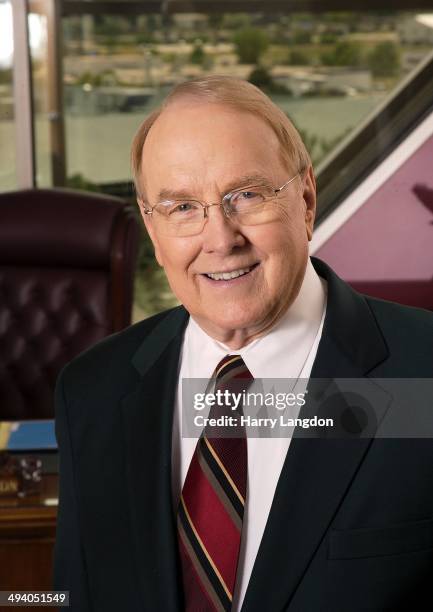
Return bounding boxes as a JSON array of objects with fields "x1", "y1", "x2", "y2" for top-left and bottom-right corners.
[{"x1": 0, "y1": 420, "x2": 57, "y2": 451}]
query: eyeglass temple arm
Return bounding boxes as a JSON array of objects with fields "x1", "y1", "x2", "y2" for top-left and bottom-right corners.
[
  {"x1": 275, "y1": 174, "x2": 299, "y2": 194},
  {"x1": 137, "y1": 195, "x2": 154, "y2": 215}
]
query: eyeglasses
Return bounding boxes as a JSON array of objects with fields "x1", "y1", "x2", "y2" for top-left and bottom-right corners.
[{"x1": 139, "y1": 174, "x2": 300, "y2": 237}]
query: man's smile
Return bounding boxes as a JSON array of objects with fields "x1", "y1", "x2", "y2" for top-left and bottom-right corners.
[{"x1": 201, "y1": 262, "x2": 260, "y2": 283}]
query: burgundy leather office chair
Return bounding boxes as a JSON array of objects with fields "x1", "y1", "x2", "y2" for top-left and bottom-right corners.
[{"x1": 0, "y1": 188, "x2": 140, "y2": 420}]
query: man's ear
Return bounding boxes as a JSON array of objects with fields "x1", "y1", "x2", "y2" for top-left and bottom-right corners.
[
  {"x1": 138, "y1": 200, "x2": 164, "y2": 267},
  {"x1": 302, "y1": 165, "x2": 317, "y2": 241}
]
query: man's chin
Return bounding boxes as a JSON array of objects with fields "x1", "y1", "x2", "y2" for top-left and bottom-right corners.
[{"x1": 194, "y1": 310, "x2": 269, "y2": 345}]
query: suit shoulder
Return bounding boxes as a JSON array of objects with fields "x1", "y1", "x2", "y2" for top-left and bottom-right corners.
[
  {"x1": 365, "y1": 297, "x2": 433, "y2": 370},
  {"x1": 58, "y1": 306, "x2": 184, "y2": 393},
  {"x1": 366, "y1": 296, "x2": 433, "y2": 333}
]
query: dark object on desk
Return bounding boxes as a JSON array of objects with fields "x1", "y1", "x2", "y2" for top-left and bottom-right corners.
[
  {"x1": 0, "y1": 451, "x2": 42, "y2": 498},
  {"x1": 0, "y1": 188, "x2": 140, "y2": 420}
]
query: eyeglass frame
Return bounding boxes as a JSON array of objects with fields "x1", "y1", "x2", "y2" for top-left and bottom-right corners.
[{"x1": 138, "y1": 173, "x2": 300, "y2": 222}]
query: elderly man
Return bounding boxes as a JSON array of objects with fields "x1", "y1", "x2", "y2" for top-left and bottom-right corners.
[{"x1": 54, "y1": 76, "x2": 433, "y2": 612}]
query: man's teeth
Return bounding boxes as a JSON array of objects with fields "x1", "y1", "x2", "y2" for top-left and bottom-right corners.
[{"x1": 206, "y1": 266, "x2": 253, "y2": 281}]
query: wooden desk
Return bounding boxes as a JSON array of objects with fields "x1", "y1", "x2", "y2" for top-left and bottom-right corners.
[{"x1": 0, "y1": 474, "x2": 58, "y2": 591}]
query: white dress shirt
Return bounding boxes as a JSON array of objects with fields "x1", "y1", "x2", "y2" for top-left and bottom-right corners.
[{"x1": 171, "y1": 258, "x2": 327, "y2": 610}]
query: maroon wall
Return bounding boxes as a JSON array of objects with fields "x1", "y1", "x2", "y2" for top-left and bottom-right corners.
[{"x1": 315, "y1": 133, "x2": 433, "y2": 310}]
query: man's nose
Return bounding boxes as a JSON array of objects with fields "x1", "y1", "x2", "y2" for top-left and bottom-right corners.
[{"x1": 200, "y1": 203, "x2": 245, "y2": 253}]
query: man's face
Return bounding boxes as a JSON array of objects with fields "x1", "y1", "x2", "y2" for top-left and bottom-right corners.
[{"x1": 139, "y1": 101, "x2": 316, "y2": 348}]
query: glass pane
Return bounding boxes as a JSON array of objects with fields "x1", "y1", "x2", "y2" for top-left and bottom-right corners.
[
  {"x1": 0, "y1": 0, "x2": 16, "y2": 191},
  {"x1": 61, "y1": 10, "x2": 433, "y2": 320}
]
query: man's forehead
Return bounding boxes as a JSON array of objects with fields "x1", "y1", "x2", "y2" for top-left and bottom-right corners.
[
  {"x1": 140, "y1": 102, "x2": 283, "y2": 191},
  {"x1": 143, "y1": 100, "x2": 280, "y2": 153}
]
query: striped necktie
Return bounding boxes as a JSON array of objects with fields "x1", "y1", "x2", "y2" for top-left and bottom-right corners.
[{"x1": 177, "y1": 354, "x2": 253, "y2": 611}]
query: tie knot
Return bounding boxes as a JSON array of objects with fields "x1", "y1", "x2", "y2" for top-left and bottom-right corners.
[
  {"x1": 214, "y1": 354, "x2": 253, "y2": 384},
  {"x1": 207, "y1": 354, "x2": 252, "y2": 440}
]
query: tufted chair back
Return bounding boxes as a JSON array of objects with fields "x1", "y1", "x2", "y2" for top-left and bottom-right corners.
[{"x1": 0, "y1": 188, "x2": 140, "y2": 420}]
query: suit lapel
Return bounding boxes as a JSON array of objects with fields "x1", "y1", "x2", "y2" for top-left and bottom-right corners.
[
  {"x1": 121, "y1": 307, "x2": 189, "y2": 612},
  {"x1": 241, "y1": 258, "x2": 390, "y2": 612}
]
